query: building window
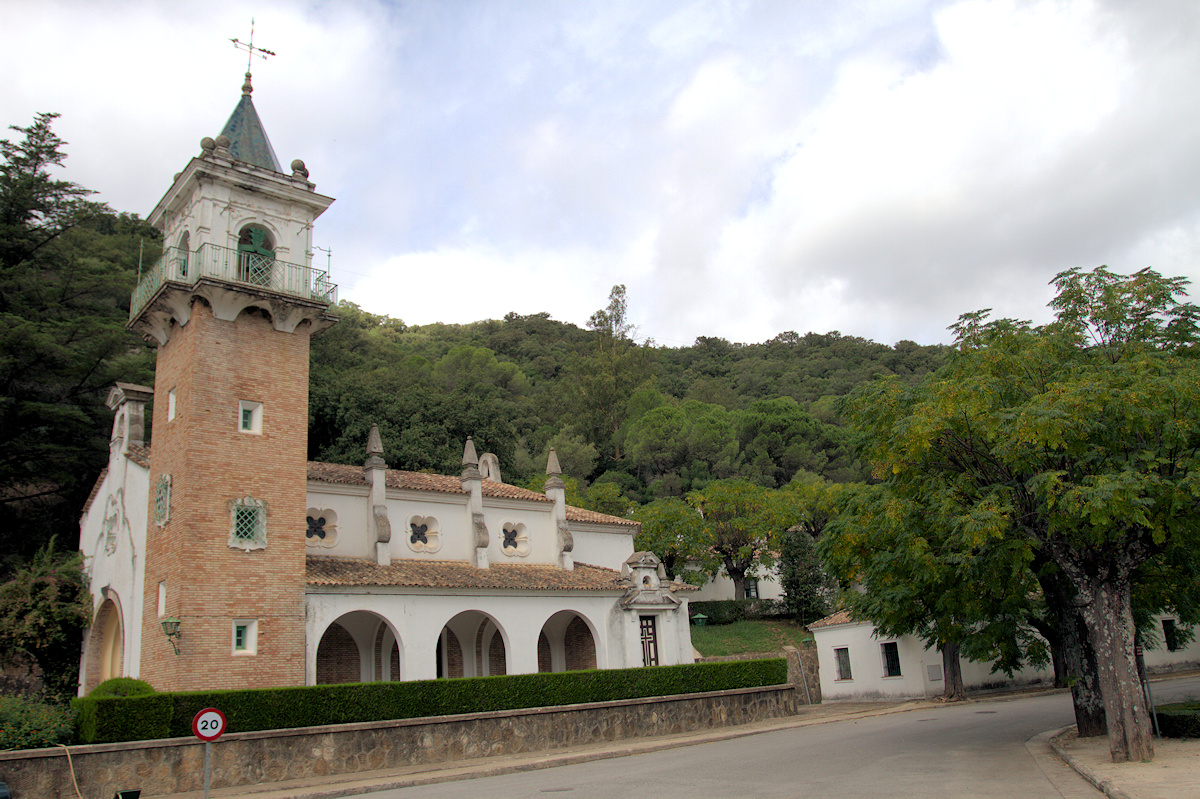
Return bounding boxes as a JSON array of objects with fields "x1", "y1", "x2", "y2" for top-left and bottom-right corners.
[
  {"x1": 237, "y1": 225, "x2": 275, "y2": 285},
  {"x1": 229, "y1": 496, "x2": 267, "y2": 551},
  {"x1": 406, "y1": 514, "x2": 441, "y2": 553},
  {"x1": 500, "y1": 521, "x2": 530, "y2": 557},
  {"x1": 232, "y1": 619, "x2": 258, "y2": 655},
  {"x1": 306, "y1": 507, "x2": 339, "y2": 549},
  {"x1": 640, "y1": 616, "x2": 659, "y2": 666},
  {"x1": 153, "y1": 474, "x2": 171, "y2": 527},
  {"x1": 834, "y1": 647, "x2": 852, "y2": 681},
  {"x1": 167, "y1": 388, "x2": 176, "y2": 421},
  {"x1": 1163, "y1": 619, "x2": 1180, "y2": 652},
  {"x1": 158, "y1": 581, "x2": 167, "y2": 617},
  {"x1": 881, "y1": 641, "x2": 902, "y2": 677},
  {"x1": 744, "y1": 578, "x2": 759, "y2": 599},
  {"x1": 176, "y1": 231, "x2": 190, "y2": 278},
  {"x1": 238, "y1": 400, "x2": 262, "y2": 434}
]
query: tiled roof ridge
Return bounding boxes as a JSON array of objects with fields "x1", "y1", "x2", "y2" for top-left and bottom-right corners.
[
  {"x1": 83, "y1": 468, "x2": 109, "y2": 514},
  {"x1": 808, "y1": 609, "x2": 858, "y2": 629},
  {"x1": 305, "y1": 554, "x2": 627, "y2": 592},
  {"x1": 306, "y1": 460, "x2": 638, "y2": 528}
]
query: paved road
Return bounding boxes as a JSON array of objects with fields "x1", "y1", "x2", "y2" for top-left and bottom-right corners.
[{"x1": 359, "y1": 680, "x2": 1199, "y2": 799}]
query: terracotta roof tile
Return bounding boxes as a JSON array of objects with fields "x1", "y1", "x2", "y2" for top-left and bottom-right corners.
[
  {"x1": 83, "y1": 468, "x2": 108, "y2": 514},
  {"x1": 305, "y1": 461, "x2": 635, "y2": 527},
  {"x1": 566, "y1": 506, "x2": 639, "y2": 528},
  {"x1": 808, "y1": 609, "x2": 858, "y2": 630},
  {"x1": 126, "y1": 445, "x2": 151, "y2": 468},
  {"x1": 307, "y1": 556, "x2": 624, "y2": 592}
]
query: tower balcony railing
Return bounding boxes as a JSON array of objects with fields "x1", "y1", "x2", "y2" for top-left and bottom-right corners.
[{"x1": 130, "y1": 243, "x2": 338, "y2": 322}]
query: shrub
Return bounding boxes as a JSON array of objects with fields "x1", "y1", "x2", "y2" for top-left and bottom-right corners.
[
  {"x1": 74, "y1": 658, "x2": 787, "y2": 744},
  {"x1": 690, "y1": 598, "x2": 786, "y2": 625},
  {"x1": 1155, "y1": 701, "x2": 1200, "y2": 738},
  {"x1": 90, "y1": 677, "x2": 156, "y2": 697},
  {"x1": 0, "y1": 696, "x2": 74, "y2": 750}
]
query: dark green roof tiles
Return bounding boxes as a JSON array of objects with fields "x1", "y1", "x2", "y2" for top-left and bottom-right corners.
[{"x1": 218, "y1": 76, "x2": 282, "y2": 172}]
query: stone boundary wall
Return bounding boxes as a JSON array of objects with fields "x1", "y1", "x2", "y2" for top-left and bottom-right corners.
[{"x1": 0, "y1": 684, "x2": 798, "y2": 798}]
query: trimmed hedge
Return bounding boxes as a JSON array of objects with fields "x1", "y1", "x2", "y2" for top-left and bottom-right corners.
[
  {"x1": 73, "y1": 658, "x2": 786, "y2": 745},
  {"x1": 691, "y1": 598, "x2": 787, "y2": 625},
  {"x1": 1154, "y1": 701, "x2": 1200, "y2": 738},
  {"x1": 90, "y1": 677, "x2": 156, "y2": 698}
]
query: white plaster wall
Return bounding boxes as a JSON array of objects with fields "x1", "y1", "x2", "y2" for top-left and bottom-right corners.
[
  {"x1": 78, "y1": 448, "x2": 150, "y2": 692},
  {"x1": 387, "y1": 493, "x2": 473, "y2": 562},
  {"x1": 481, "y1": 503, "x2": 557, "y2": 566},
  {"x1": 688, "y1": 566, "x2": 784, "y2": 602},
  {"x1": 306, "y1": 485, "x2": 370, "y2": 558},
  {"x1": 570, "y1": 526, "x2": 636, "y2": 570},
  {"x1": 1142, "y1": 615, "x2": 1200, "y2": 672}
]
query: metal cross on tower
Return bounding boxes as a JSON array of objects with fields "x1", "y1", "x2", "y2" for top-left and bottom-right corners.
[{"x1": 231, "y1": 18, "x2": 276, "y2": 75}]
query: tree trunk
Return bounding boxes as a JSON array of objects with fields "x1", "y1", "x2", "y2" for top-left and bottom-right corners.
[
  {"x1": 1077, "y1": 579, "x2": 1154, "y2": 762},
  {"x1": 724, "y1": 558, "x2": 747, "y2": 600},
  {"x1": 1060, "y1": 599, "x2": 1107, "y2": 738},
  {"x1": 942, "y1": 642, "x2": 965, "y2": 701},
  {"x1": 1038, "y1": 566, "x2": 1106, "y2": 736}
]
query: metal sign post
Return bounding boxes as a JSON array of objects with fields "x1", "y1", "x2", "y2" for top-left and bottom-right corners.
[{"x1": 192, "y1": 708, "x2": 228, "y2": 799}]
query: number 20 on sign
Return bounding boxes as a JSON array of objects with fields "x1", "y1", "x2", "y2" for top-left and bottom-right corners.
[{"x1": 192, "y1": 707, "x2": 226, "y2": 742}]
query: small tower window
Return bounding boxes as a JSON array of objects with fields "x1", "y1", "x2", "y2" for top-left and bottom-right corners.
[
  {"x1": 232, "y1": 619, "x2": 258, "y2": 655},
  {"x1": 239, "y1": 400, "x2": 262, "y2": 434},
  {"x1": 237, "y1": 225, "x2": 275, "y2": 286},
  {"x1": 153, "y1": 474, "x2": 171, "y2": 527},
  {"x1": 176, "y1": 231, "x2": 190, "y2": 278}
]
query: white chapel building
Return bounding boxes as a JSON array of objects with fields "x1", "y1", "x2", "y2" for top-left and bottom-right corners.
[{"x1": 77, "y1": 76, "x2": 694, "y2": 695}]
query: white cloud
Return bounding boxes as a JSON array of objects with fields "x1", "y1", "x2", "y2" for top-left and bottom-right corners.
[{"x1": 3, "y1": 0, "x2": 1196, "y2": 347}]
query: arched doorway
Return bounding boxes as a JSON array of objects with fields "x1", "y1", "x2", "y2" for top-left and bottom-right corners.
[
  {"x1": 84, "y1": 596, "x2": 124, "y2": 693},
  {"x1": 437, "y1": 611, "x2": 507, "y2": 678},
  {"x1": 315, "y1": 611, "x2": 401, "y2": 684},
  {"x1": 537, "y1": 611, "x2": 597, "y2": 673}
]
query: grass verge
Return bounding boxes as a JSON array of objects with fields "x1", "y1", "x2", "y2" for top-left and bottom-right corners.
[{"x1": 691, "y1": 619, "x2": 813, "y2": 657}]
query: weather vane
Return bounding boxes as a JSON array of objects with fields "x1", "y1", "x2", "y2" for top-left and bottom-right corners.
[{"x1": 231, "y1": 18, "x2": 276, "y2": 75}]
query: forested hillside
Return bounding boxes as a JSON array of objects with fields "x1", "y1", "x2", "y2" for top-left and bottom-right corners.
[
  {"x1": 308, "y1": 287, "x2": 947, "y2": 508},
  {"x1": 2, "y1": 113, "x2": 945, "y2": 569}
]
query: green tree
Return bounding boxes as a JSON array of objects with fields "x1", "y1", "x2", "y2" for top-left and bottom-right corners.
[
  {"x1": 778, "y1": 477, "x2": 843, "y2": 624},
  {"x1": 842, "y1": 266, "x2": 1200, "y2": 762},
  {"x1": 687, "y1": 479, "x2": 794, "y2": 599},
  {"x1": 0, "y1": 542, "x2": 92, "y2": 701},
  {"x1": 0, "y1": 114, "x2": 157, "y2": 570},
  {"x1": 631, "y1": 497, "x2": 711, "y2": 584},
  {"x1": 820, "y1": 484, "x2": 1046, "y2": 701},
  {"x1": 568, "y1": 285, "x2": 653, "y2": 463}
]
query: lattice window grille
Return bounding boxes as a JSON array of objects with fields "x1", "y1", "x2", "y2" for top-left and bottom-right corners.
[
  {"x1": 229, "y1": 496, "x2": 267, "y2": 551},
  {"x1": 153, "y1": 474, "x2": 171, "y2": 527}
]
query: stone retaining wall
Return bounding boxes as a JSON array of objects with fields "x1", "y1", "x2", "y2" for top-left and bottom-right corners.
[{"x1": 0, "y1": 684, "x2": 797, "y2": 798}]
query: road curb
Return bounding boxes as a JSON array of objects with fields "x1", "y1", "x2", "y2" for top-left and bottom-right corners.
[{"x1": 1048, "y1": 727, "x2": 1135, "y2": 799}]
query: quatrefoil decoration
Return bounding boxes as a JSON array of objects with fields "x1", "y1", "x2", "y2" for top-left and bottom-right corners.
[
  {"x1": 305, "y1": 508, "x2": 338, "y2": 548},
  {"x1": 500, "y1": 522, "x2": 530, "y2": 557},
  {"x1": 407, "y1": 515, "x2": 441, "y2": 553}
]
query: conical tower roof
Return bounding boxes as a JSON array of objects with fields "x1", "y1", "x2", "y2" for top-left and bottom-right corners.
[{"x1": 218, "y1": 73, "x2": 282, "y2": 172}]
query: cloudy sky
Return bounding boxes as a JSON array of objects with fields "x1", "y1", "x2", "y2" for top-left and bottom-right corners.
[{"x1": 3, "y1": 0, "x2": 1198, "y2": 347}]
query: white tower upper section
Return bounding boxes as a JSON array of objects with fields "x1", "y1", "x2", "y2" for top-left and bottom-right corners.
[{"x1": 130, "y1": 74, "x2": 337, "y2": 344}]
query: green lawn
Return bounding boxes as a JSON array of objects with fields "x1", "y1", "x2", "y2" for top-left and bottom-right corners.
[{"x1": 689, "y1": 619, "x2": 813, "y2": 658}]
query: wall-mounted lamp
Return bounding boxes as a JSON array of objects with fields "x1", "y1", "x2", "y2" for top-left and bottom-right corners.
[{"x1": 161, "y1": 616, "x2": 182, "y2": 655}]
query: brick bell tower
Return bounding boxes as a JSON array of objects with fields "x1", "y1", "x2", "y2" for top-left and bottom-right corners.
[{"x1": 130, "y1": 72, "x2": 336, "y2": 691}]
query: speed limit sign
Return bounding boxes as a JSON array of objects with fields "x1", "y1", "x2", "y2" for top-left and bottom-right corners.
[{"x1": 192, "y1": 707, "x2": 227, "y2": 742}]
